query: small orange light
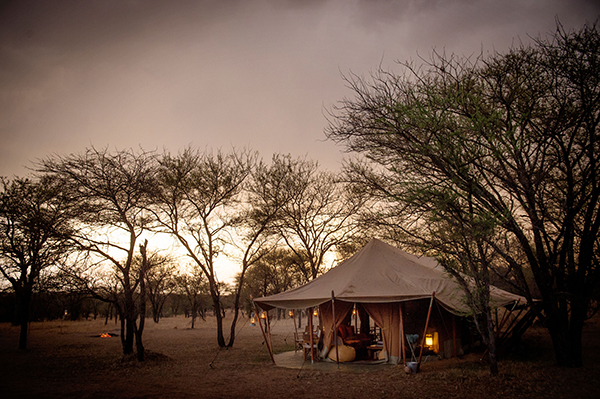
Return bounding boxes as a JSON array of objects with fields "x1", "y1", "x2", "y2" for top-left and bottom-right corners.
[
  {"x1": 313, "y1": 309, "x2": 318, "y2": 317},
  {"x1": 260, "y1": 311, "x2": 266, "y2": 319},
  {"x1": 288, "y1": 310, "x2": 294, "y2": 317}
]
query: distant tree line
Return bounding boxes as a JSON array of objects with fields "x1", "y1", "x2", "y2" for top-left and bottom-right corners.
[{"x1": 1, "y1": 148, "x2": 364, "y2": 361}]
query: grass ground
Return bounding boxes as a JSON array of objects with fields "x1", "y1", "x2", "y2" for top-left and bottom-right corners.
[{"x1": 1, "y1": 313, "x2": 599, "y2": 398}]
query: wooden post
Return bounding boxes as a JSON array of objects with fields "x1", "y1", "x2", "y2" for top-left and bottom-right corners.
[
  {"x1": 252, "y1": 300, "x2": 275, "y2": 364},
  {"x1": 332, "y1": 291, "x2": 339, "y2": 369},
  {"x1": 265, "y1": 310, "x2": 274, "y2": 362},
  {"x1": 292, "y1": 309, "x2": 299, "y2": 352},
  {"x1": 418, "y1": 292, "x2": 435, "y2": 365},
  {"x1": 399, "y1": 302, "x2": 406, "y2": 365},
  {"x1": 308, "y1": 306, "x2": 315, "y2": 363},
  {"x1": 452, "y1": 314, "x2": 457, "y2": 358}
]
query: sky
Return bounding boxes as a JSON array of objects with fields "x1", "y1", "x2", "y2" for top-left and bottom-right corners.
[{"x1": 1, "y1": 0, "x2": 599, "y2": 179}]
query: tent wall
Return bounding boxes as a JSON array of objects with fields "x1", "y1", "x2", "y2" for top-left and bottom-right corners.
[
  {"x1": 315, "y1": 298, "x2": 465, "y2": 364},
  {"x1": 402, "y1": 298, "x2": 464, "y2": 359},
  {"x1": 362, "y1": 302, "x2": 402, "y2": 363}
]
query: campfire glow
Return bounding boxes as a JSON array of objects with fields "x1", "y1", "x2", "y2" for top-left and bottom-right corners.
[{"x1": 100, "y1": 333, "x2": 111, "y2": 338}]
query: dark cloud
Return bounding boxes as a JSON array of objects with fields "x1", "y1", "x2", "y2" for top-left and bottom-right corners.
[{"x1": 0, "y1": 0, "x2": 598, "y2": 177}]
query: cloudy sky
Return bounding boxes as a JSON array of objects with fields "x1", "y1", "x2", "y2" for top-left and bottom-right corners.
[{"x1": 1, "y1": 0, "x2": 599, "y2": 178}]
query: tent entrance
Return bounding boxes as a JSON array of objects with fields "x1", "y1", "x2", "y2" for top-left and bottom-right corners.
[{"x1": 316, "y1": 297, "x2": 464, "y2": 365}]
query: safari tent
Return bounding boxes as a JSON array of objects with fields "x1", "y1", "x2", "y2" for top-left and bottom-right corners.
[{"x1": 253, "y1": 239, "x2": 530, "y2": 365}]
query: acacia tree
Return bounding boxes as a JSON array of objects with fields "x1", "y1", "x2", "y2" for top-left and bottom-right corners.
[
  {"x1": 40, "y1": 147, "x2": 156, "y2": 357},
  {"x1": 240, "y1": 247, "x2": 305, "y2": 302},
  {"x1": 274, "y1": 156, "x2": 365, "y2": 282},
  {"x1": 326, "y1": 23, "x2": 600, "y2": 368},
  {"x1": 0, "y1": 175, "x2": 72, "y2": 350},
  {"x1": 225, "y1": 154, "x2": 298, "y2": 346},
  {"x1": 142, "y1": 252, "x2": 177, "y2": 323},
  {"x1": 152, "y1": 147, "x2": 252, "y2": 347},
  {"x1": 175, "y1": 265, "x2": 209, "y2": 329}
]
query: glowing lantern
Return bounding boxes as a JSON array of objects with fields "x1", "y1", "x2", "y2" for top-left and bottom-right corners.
[
  {"x1": 260, "y1": 311, "x2": 267, "y2": 319},
  {"x1": 250, "y1": 316, "x2": 256, "y2": 324},
  {"x1": 288, "y1": 310, "x2": 294, "y2": 317},
  {"x1": 425, "y1": 334, "x2": 433, "y2": 347},
  {"x1": 352, "y1": 308, "x2": 357, "y2": 315},
  {"x1": 313, "y1": 309, "x2": 318, "y2": 317}
]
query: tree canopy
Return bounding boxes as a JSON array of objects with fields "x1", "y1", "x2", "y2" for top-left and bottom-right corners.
[{"x1": 326, "y1": 22, "x2": 600, "y2": 368}]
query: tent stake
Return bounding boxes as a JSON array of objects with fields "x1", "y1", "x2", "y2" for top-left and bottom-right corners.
[
  {"x1": 252, "y1": 299, "x2": 275, "y2": 364},
  {"x1": 418, "y1": 292, "x2": 435, "y2": 365},
  {"x1": 332, "y1": 291, "x2": 339, "y2": 369}
]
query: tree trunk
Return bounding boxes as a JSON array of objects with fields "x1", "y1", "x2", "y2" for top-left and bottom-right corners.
[
  {"x1": 485, "y1": 308, "x2": 499, "y2": 376},
  {"x1": 136, "y1": 241, "x2": 147, "y2": 361},
  {"x1": 122, "y1": 317, "x2": 134, "y2": 355},
  {"x1": 208, "y1": 278, "x2": 226, "y2": 347},
  {"x1": 16, "y1": 288, "x2": 32, "y2": 351},
  {"x1": 134, "y1": 320, "x2": 144, "y2": 362},
  {"x1": 213, "y1": 299, "x2": 226, "y2": 347},
  {"x1": 546, "y1": 305, "x2": 585, "y2": 367},
  {"x1": 191, "y1": 309, "x2": 196, "y2": 329},
  {"x1": 227, "y1": 306, "x2": 240, "y2": 347}
]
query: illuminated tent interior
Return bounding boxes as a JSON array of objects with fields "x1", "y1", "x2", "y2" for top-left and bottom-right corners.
[{"x1": 254, "y1": 239, "x2": 531, "y2": 365}]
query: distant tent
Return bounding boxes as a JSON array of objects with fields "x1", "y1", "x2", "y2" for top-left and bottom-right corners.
[{"x1": 254, "y1": 239, "x2": 529, "y2": 364}]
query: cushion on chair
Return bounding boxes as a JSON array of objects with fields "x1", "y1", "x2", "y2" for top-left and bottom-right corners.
[{"x1": 337, "y1": 326, "x2": 347, "y2": 340}]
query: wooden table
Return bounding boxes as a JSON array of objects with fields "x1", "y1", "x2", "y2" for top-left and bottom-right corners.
[{"x1": 367, "y1": 344, "x2": 384, "y2": 359}]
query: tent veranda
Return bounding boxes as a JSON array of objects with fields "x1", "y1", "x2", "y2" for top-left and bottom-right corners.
[{"x1": 253, "y1": 239, "x2": 528, "y2": 365}]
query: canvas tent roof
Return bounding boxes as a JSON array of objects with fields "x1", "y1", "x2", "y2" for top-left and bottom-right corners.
[{"x1": 254, "y1": 238, "x2": 525, "y2": 315}]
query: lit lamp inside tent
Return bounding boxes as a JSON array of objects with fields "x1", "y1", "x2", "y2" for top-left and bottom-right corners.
[
  {"x1": 289, "y1": 310, "x2": 294, "y2": 317},
  {"x1": 424, "y1": 332, "x2": 439, "y2": 353},
  {"x1": 425, "y1": 334, "x2": 433, "y2": 347}
]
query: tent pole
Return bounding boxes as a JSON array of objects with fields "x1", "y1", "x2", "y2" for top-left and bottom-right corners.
[
  {"x1": 332, "y1": 291, "x2": 339, "y2": 369},
  {"x1": 252, "y1": 299, "x2": 275, "y2": 364},
  {"x1": 400, "y1": 302, "x2": 406, "y2": 365},
  {"x1": 308, "y1": 306, "x2": 315, "y2": 363},
  {"x1": 292, "y1": 309, "x2": 299, "y2": 352},
  {"x1": 265, "y1": 310, "x2": 274, "y2": 362},
  {"x1": 418, "y1": 292, "x2": 435, "y2": 365},
  {"x1": 452, "y1": 314, "x2": 457, "y2": 358}
]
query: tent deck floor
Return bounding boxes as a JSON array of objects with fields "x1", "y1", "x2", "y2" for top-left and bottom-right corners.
[{"x1": 273, "y1": 350, "x2": 393, "y2": 372}]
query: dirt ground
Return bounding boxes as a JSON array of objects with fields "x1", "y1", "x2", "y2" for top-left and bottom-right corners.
[{"x1": 1, "y1": 314, "x2": 600, "y2": 399}]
